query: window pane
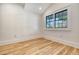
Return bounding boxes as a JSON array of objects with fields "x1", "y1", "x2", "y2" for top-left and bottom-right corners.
[
  {"x1": 47, "y1": 19, "x2": 50, "y2": 22},
  {"x1": 55, "y1": 9, "x2": 67, "y2": 28},
  {"x1": 56, "y1": 18, "x2": 59, "y2": 20},
  {"x1": 51, "y1": 19, "x2": 54, "y2": 21},
  {"x1": 50, "y1": 21, "x2": 54, "y2": 27},
  {"x1": 46, "y1": 9, "x2": 67, "y2": 29},
  {"x1": 46, "y1": 24, "x2": 49, "y2": 28},
  {"x1": 46, "y1": 14, "x2": 54, "y2": 28},
  {"x1": 63, "y1": 10, "x2": 67, "y2": 16},
  {"x1": 59, "y1": 23, "x2": 63, "y2": 27},
  {"x1": 58, "y1": 20, "x2": 63, "y2": 23},
  {"x1": 62, "y1": 20, "x2": 67, "y2": 28},
  {"x1": 55, "y1": 21, "x2": 59, "y2": 28},
  {"x1": 56, "y1": 23, "x2": 58, "y2": 28}
]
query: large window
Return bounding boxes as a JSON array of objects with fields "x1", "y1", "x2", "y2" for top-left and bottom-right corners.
[
  {"x1": 46, "y1": 9, "x2": 67, "y2": 29},
  {"x1": 46, "y1": 14, "x2": 54, "y2": 28}
]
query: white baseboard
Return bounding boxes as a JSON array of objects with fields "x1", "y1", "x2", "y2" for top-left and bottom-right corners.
[
  {"x1": 0, "y1": 33, "x2": 42, "y2": 46},
  {"x1": 43, "y1": 35, "x2": 79, "y2": 48},
  {"x1": 1, "y1": 33, "x2": 79, "y2": 48}
]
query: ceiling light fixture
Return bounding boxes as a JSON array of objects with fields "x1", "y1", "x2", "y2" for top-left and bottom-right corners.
[{"x1": 39, "y1": 7, "x2": 42, "y2": 10}]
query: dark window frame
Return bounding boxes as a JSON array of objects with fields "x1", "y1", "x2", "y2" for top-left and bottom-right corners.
[
  {"x1": 46, "y1": 9, "x2": 68, "y2": 29},
  {"x1": 55, "y1": 9, "x2": 67, "y2": 28},
  {"x1": 46, "y1": 14, "x2": 54, "y2": 28}
]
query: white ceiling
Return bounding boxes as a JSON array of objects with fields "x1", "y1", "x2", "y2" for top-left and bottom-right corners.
[
  {"x1": 24, "y1": 3, "x2": 52, "y2": 15},
  {"x1": 18, "y1": 3, "x2": 25, "y2": 7}
]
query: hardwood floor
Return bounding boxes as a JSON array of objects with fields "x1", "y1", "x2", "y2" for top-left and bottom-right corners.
[{"x1": 0, "y1": 38, "x2": 79, "y2": 55}]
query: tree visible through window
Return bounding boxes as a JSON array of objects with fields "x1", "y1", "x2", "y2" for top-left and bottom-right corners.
[{"x1": 46, "y1": 9, "x2": 67, "y2": 29}]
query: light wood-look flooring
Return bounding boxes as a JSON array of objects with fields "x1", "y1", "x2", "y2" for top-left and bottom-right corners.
[{"x1": 0, "y1": 38, "x2": 79, "y2": 55}]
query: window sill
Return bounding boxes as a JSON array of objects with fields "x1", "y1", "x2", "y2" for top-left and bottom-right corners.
[{"x1": 45, "y1": 28, "x2": 72, "y2": 31}]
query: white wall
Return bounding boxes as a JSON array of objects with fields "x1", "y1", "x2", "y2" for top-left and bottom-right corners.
[
  {"x1": 0, "y1": 3, "x2": 41, "y2": 45},
  {"x1": 1, "y1": 3, "x2": 79, "y2": 48},
  {"x1": 42, "y1": 3, "x2": 79, "y2": 48}
]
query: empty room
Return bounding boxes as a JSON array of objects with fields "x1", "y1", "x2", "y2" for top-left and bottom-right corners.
[{"x1": 0, "y1": 3, "x2": 79, "y2": 55}]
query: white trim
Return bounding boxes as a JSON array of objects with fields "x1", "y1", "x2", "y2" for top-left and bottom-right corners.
[
  {"x1": 1, "y1": 33, "x2": 79, "y2": 48},
  {"x1": 43, "y1": 35, "x2": 79, "y2": 48},
  {"x1": 0, "y1": 33, "x2": 42, "y2": 46},
  {"x1": 44, "y1": 4, "x2": 72, "y2": 31}
]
